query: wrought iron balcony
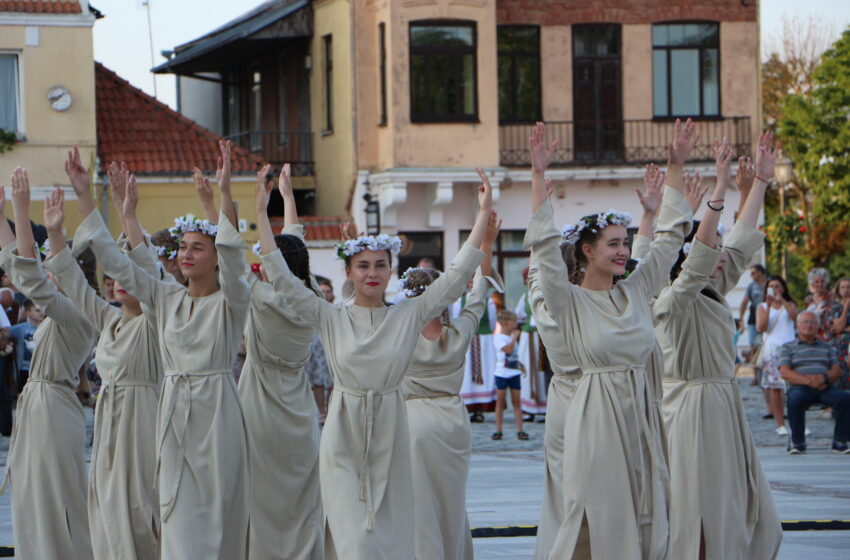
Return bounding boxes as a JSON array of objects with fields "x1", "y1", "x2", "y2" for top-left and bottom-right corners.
[
  {"x1": 226, "y1": 130, "x2": 314, "y2": 176},
  {"x1": 499, "y1": 117, "x2": 752, "y2": 167}
]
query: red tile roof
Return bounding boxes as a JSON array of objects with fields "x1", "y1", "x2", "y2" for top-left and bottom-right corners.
[
  {"x1": 270, "y1": 216, "x2": 351, "y2": 242},
  {"x1": 0, "y1": 1, "x2": 81, "y2": 13},
  {"x1": 95, "y1": 62, "x2": 263, "y2": 175}
]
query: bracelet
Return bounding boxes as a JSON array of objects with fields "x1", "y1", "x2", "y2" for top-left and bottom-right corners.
[
  {"x1": 706, "y1": 200, "x2": 725, "y2": 211},
  {"x1": 755, "y1": 175, "x2": 770, "y2": 183}
]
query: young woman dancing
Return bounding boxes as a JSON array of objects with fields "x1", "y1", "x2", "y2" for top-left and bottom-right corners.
[
  {"x1": 0, "y1": 168, "x2": 97, "y2": 559},
  {"x1": 402, "y1": 211, "x2": 502, "y2": 560},
  {"x1": 69, "y1": 141, "x2": 252, "y2": 559},
  {"x1": 256, "y1": 168, "x2": 493, "y2": 559},
  {"x1": 239, "y1": 163, "x2": 323, "y2": 560},
  {"x1": 524, "y1": 120, "x2": 697, "y2": 559},
  {"x1": 654, "y1": 135, "x2": 782, "y2": 559}
]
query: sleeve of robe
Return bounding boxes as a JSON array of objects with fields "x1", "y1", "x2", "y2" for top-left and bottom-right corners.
[
  {"x1": 710, "y1": 221, "x2": 765, "y2": 296},
  {"x1": 654, "y1": 240, "x2": 722, "y2": 319},
  {"x1": 73, "y1": 209, "x2": 176, "y2": 314},
  {"x1": 280, "y1": 223, "x2": 323, "y2": 294},
  {"x1": 523, "y1": 200, "x2": 576, "y2": 320},
  {"x1": 261, "y1": 249, "x2": 326, "y2": 327},
  {"x1": 414, "y1": 242, "x2": 484, "y2": 323},
  {"x1": 44, "y1": 246, "x2": 120, "y2": 332},
  {"x1": 115, "y1": 232, "x2": 168, "y2": 279},
  {"x1": 0, "y1": 242, "x2": 93, "y2": 333},
  {"x1": 214, "y1": 213, "x2": 252, "y2": 324},
  {"x1": 454, "y1": 271, "x2": 505, "y2": 339},
  {"x1": 631, "y1": 233, "x2": 652, "y2": 261}
]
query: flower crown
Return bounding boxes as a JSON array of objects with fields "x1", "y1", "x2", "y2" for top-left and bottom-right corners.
[
  {"x1": 560, "y1": 209, "x2": 633, "y2": 245},
  {"x1": 39, "y1": 239, "x2": 51, "y2": 256},
  {"x1": 168, "y1": 216, "x2": 219, "y2": 238},
  {"x1": 336, "y1": 234, "x2": 402, "y2": 260},
  {"x1": 397, "y1": 266, "x2": 439, "y2": 298},
  {"x1": 155, "y1": 245, "x2": 177, "y2": 261}
]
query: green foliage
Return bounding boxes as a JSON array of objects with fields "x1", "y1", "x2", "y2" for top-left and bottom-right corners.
[
  {"x1": 764, "y1": 211, "x2": 805, "y2": 250},
  {"x1": 0, "y1": 129, "x2": 15, "y2": 154}
]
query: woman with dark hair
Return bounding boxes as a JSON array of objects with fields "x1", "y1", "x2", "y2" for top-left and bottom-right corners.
[
  {"x1": 256, "y1": 168, "x2": 492, "y2": 559},
  {"x1": 757, "y1": 274, "x2": 798, "y2": 435},
  {"x1": 238, "y1": 163, "x2": 324, "y2": 560},
  {"x1": 831, "y1": 277, "x2": 850, "y2": 389},
  {"x1": 70, "y1": 141, "x2": 252, "y2": 560},
  {"x1": 402, "y1": 211, "x2": 502, "y2": 560},
  {"x1": 0, "y1": 169, "x2": 97, "y2": 559},
  {"x1": 654, "y1": 134, "x2": 782, "y2": 559},
  {"x1": 524, "y1": 120, "x2": 697, "y2": 559}
]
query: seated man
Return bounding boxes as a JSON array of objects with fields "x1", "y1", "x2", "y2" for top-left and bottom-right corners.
[{"x1": 779, "y1": 311, "x2": 850, "y2": 454}]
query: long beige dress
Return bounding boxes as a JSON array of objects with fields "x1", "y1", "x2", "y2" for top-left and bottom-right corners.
[
  {"x1": 46, "y1": 246, "x2": 162, "y2": 560},
  {"x1": 654, "y1": 222, "x2": 782, "y2": 559},
  {"x1": 74, "y1": 210, "x2": 251, "y2": 560},
  {"x1": 0, "y1": 242, "x2": 97, "y2": 560},
  {"x1": 261, "y1": 242, "x2": 483, "y2": 560},
  {"x1": 239, "y1": 224, "x2": 323, "y2": 560},
  {"x1": 524, "y1": 186, "x2": 691, "y2": 560},
  {"x1": 404, "y1": 271, "x2": 501, "y2": 560}
]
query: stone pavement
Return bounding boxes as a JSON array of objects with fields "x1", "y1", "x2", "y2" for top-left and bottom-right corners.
[{"x1": 0, "y1": 381, "x2": 847, "y2": 558}]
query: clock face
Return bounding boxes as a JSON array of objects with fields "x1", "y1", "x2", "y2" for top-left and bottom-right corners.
[{"x1": 47, "y1": 86, "x2": 72, "y2": 112}]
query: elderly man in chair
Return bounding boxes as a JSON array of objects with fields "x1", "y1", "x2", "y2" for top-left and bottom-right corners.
[{"x1": 779, "y1": 311, "x2": 850, "y2": 454}]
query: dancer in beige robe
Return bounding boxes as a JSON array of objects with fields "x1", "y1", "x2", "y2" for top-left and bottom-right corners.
[
  {"x1": 239, "y1": 164, "x2": 323, "y2": 560},
  {"x1": 0, "y1": 168, "x2": 96, "y2": 560},
  {"x1": 403, "y1": 211, "x2": 503, "y2": 560},
  {"x1": 256, "y1": 167, "x2": 493, "y2": 560},
  {"x1": 70, "y1": 144, "x2": 251, "y2": 560},
  {"x1": 524, "y1": 121, "x2": 699, "y2": 559},
  {"x1": 654, "y1": 135, "x2": 782, "y2": 559}
]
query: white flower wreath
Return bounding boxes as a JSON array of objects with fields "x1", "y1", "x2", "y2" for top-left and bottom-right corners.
[
  {"x1": 335, "y1": 233, "x2": 402, "y2": 260},
  {"x1": 39, "y1": 238, "x2": 51, "y2": 256},
  {"x1": 155, "y1": 245, "x2": 177, "y2": 261},
  {"x1": 168, "y1": 215, "x2": 219, "y2": 239},
  {"x1": 560, "y1": 209, "x2": 633, "y2": 244}
]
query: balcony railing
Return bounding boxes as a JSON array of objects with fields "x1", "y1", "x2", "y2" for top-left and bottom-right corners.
[
  {"x1": 226, "y1": 130, "x2": 314, "y2": 176},
  {"x1": 499, "y1": 117, "x2": 751, "y2": 167}
]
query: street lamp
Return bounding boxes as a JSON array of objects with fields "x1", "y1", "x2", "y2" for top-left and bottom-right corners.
[
  {"x1": 774, "y1": 151, "x2": 793, "y2": 277},
  {"x1": 363, "y1": 192, "x2": 381, "y2": 235}
]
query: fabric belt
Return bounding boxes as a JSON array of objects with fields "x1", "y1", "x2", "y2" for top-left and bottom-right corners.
[
  {"x1": 334, "y1": 383, "x2": 403, "y2": 531},
  {"x1": 1, "y1": 378, "x2": 74, "y2": 493},
  {"x1": 157, "y1": 368, "x2": 232, "y2": 522},
  {"x1": 244, "y1": 354, "x2": 307, "y2": 373},
  {"x1": 405, "y1": 391, "x2": 457, "y2": 401}
]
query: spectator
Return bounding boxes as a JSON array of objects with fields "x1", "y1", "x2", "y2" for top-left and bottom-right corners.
[
  {"x1": 416, "y1": 257, "x2": 436, "y2": 269},
  {"x1": 102, "y1": 274, "x2": 121, "y2": 307},
  {"x1": 1, "y1": 269, "x2": 28, "y2": 308},
  {"x1": 779, "y1": 311, "x2": 850, "y2": 454},
  {"x1": 0, "y1": 287, "x2": 19, "y2": 326},
  {"x1": 739, "y1": 264, "x2": 767, "y2": 361},
  {"x1": 805, "y1": 267, "x2": 834, "y2": 341},
  {"x1": 8, "y1": 300, "x2": 43, "y2": 396},
  {"x1": 491, "y1": 310, "x2": 528, "y2": 441},
  {"x1": 316, "y1": 275, "x2": 334, "y2": 303},
  {"x1": 830, "y1": 277, "x2": 850, "y2": 390},
  {"x1": 0, "y1": 328, "x2": 12, "y2": 435},
  {"x1": 756, "y1": 275, "x2": 797, "y2": 435}
]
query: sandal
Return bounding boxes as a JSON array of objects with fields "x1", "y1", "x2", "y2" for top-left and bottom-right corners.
[
  {"x1": 491, "y1": 431, "x2": 503, "y2": 440},
  {"x1": 517, "y1": 431, "x2": 529, "y2": 440}
]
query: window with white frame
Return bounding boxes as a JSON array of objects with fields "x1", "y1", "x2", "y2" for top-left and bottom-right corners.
[
  {"x1": 652, "y1": 23, "x2": 720, "y2": 118},
  {"x1": 0, "y1": 53, "x2": 21, "y2": 135}
]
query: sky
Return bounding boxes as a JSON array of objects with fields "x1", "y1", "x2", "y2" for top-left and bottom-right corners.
[{"x1": 92, "y1": 0, "x2": 850, "y2": 111}]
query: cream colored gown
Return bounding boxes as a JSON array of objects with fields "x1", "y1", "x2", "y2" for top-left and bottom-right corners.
[
  {"x1": 654, "y1": 221, "x2": 782, "y2": 559},
  {"x1": 524, "y1": 186, "x2": 691, "y2": 560},
  {"x1": 46, "y1": 246, "x2": 162, "y2": 560},
  {"x1": 404, "y1": 271, "x2": 501, "y2": 560},
  {"x1": 0, "y1": 242, "x2": 97, "y2": 560},
  {"x1": 261, "y1": 242, "x2": 483, "y2": 560},
  {"x1": 75, "y1": 210, "x2": 251, "y2": 560},
  {"x1": 239, "y1": 224, "x2": 323, "y2": 560}
]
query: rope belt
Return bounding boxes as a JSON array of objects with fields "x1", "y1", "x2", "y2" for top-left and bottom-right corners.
[
  {"x1": 157, "y1": 369, "x2": 233, "y2": 522},
  {"x1": 333, "y1": 383, "x2": 403, "y2": 531}
]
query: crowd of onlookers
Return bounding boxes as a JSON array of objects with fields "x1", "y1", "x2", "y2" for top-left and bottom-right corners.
[{"x1": 739, "y1": 265, "x2": 850, "y2": 454}]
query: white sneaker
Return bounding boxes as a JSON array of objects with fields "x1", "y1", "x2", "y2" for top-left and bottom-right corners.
[{"x1": 776, "y1": 426, "x2": 789, "y2": 436}]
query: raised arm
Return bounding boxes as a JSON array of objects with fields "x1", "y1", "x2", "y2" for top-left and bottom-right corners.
[
  {"x1": 193, "y1": 167, "x2": 219, "y2": 224},
  {"x1": 216, "y1": 139, "x2": 238, "y2": 228},
  {"x1": 735, "y1": 156, "x2": 755, "y2": 219},
  {"x1": 465, "y1": 167, "x2": 494, "y2": 250},
  {"x1": 278, "y1": 163, "x2": 299, "y2": 228},
  {"x1": 737, "y1": 131, "x2": 777, "y2": 230},
  {"x1": 214, "y1": 209, "x2": 251, "y2": 316},
  {"x1": 10, "y1": 168, "x2": 35, "y2": 259},
  {"x1": 529, "y1": 122, "x2": 560, "y2": 213},
  {"x1": 455, "y1": 212, "x2": 503, "y2": 336},
  {"x1": 107, "y1": 161, "x2": 130, "y2": 235},
  {"x1": 654, "y1": 240, "x2": 721, "y2": 318},
  {"x1": 65, "y1": 146, "x2": 96, "y2": 218},
  {"x1": 666, "y1": 118, "x2": 701, "y2": 193},
  {"x1": 636, "y1": 164, "x2": 664, "y2": 240}
]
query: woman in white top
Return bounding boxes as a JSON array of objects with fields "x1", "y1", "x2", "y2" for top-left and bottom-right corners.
[{"x1": 757, "y1": 275, "x2": 798, "y2": 435}]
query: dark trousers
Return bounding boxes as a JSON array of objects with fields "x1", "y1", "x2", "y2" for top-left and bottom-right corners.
[
  {"x1": 0, "y1": 356, "x2": 14, "y2": 436},
  {"x1": 786, "y1": 385, "x2": 850, "y2": 444}
]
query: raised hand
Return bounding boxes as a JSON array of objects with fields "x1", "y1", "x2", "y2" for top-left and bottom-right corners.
[
  {"x1": 108, "y1": 161, "x2": 129, "y2": 211},
  {"x1": 735, "y1": 156, "x2": 755, "y2": 200},
  {"x1": 0, "y1": 183, "x2": 6, "y2": 217},
  {"x1": 123, "y1": 174, "x2": 139, "y2": 218},
  {"x1": 484, "y1": 210, "x2": 502, "y2": 247},
  {"x1": 255, "y1": 164, "x2": 273, "y2": 213},
  {"x1": 714, "y1": 137, "x2": 734, "y2": 179},
  {"x1": 43, "y1": 187, "x2": 65, "y2": 233},
  {"x1": 10, "y1": 168, "x2": 34, "y2": 258},
  {"x1": 278, "y1": 163, "x2": 293, "y2": 198},
  {"x1": 64, "y1": 146, "x2": 90, "y2": 197},
  {"x1": 339, "y1": 221, "x2": 355, "y2": 242},
  {"x1": 529, "y1": 122, "x2": 559, "y2": 173},
  {"x1": 545, "y1": 178, "x2": 554, "y2": 200},
  {"x1": 11, "y1": 167, "x2": 30, "y2": 209},
  {"x1": 475, "y1": 167, "x2": 493, "y2": 211},
  {"x1": 668, "y1": 118, "x2": 701, "y2": 166},
  {"x1": 193, "y1": 166, "x2": 218, "y2": 223},
  {"x1": 637, "y1": 164, "x2": 665, "y2": 216},
  {"x1": 683, "y1": 171, "x2": 710, "y2": 213},
  {"x1": 755, "y1": 131, "x2": 778, "y2": 181},
  {"x1": 216, "y1": 139, "x2": 233, "y2": 194}
]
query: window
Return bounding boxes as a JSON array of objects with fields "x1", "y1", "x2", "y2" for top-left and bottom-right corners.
[
  {"x1": 652, "y1": 23, "x2": 719, "y2": 118},
  {"x1": 0, "y1": 54, "x2": 21, "y2": 134},
  {"x1": 497, "y1": 26, "x2": 541, "y2": 123},
  {"x1": 397, "y1": 232, "x2": 443, "y2": 272},
  {"x1": 323, "y1": 34, "x2": 333, "y2": 132},
  {"x1": 378, "y1": 22, "x2": 388, "y2": 126},
  {"x1": 249, "y1": 70, "x2": 262, "y2": 151},
  {"x1": 409, "y1": 21, "x2": 477, "y2": 122},
  {"x1": 459, "y1": 229, "x2": 527, "y2": 310}
]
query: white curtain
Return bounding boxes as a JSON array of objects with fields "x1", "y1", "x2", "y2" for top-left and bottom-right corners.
[{"x1": 0, "y1": 54, "x2": 19, "y2": 133}]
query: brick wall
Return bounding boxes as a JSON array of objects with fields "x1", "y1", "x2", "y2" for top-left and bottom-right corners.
[{"x1": 496, "y1": 0, "x2": 757, "y2": 25}]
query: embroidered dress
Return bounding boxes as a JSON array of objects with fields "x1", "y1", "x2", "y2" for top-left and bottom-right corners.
[
  {"x1": 75, "y1": 210, "x2": 251, "y2": 560},
  {"x1": 404, "y1": 271, "x2": 501, "y2": 560},
  {"x1": 261, "y1": 243, "x2": 483, "y2": 560},
  {"x1": 516, "y1": 290, "x2": 547, "y2": 414},
  {"x1": 239, "y1": 224, "x2": 323, "y2": 560},
  {"x1": 47, "y1": 246, "x2": 162, "y2": 560},
  {"x1": 655, "y1": 222, "x2": 782, "y2": 559},
  {"x1": 455, "y1": 294, "x2": 498, "y2": 406},
  {"x1": 524, "y1": 186, "x2": 691, "y2": 559},
  {"x1": 0, "y1": 242, "x2": 97, "y2": 560}
]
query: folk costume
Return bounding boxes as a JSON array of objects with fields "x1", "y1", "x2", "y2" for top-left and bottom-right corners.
[
  {"x1": 260, "y1": 242, "x2": 483, "y2": 560},
  {"x1": 75, "y1": 210, "x2": 252, "y2": 560},
  {"x1": 516, "y1": 289, "x2": 547, "y2": 415},
  {"x1": 455, "y1": 291, "x2": 498, "y2": 408},
  {"x1": 0, "y1": 242, "x2": 96, "y2": 560},
  {"x1": 524, "y1": 186, "x2": 691, "y2": 559},
  {"x1": 654, "y1": 221, "x2": 782, "y2": 559}
]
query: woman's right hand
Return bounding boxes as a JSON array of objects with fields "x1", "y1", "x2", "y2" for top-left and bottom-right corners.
[
  {"x1": 255, "y1": 164, "x2": 273, "y2": 214},
  {"x1": 11, "y1": 167, "x2": 30, "y2": 210},
  {"x1": 475, "y1": 167, "x2": 493, "y2": 211}
]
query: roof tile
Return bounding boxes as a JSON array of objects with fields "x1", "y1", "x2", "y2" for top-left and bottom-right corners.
[{"x1": 0, "y1": 0, "x2": 82, "y2": 13}]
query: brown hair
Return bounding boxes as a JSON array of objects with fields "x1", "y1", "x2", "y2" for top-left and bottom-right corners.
[
  {"x1": 833, "y1": 277, "x2": 850, "y2": 301},
  {"x1": 151, "y1": 228, "x2": 179, "y2": 255},
  {"x1": 402, "y1": 267, "x2": 450, "y2": 348},
  {"x1": 497, "y1": 309, "x2": 517, "y2": 323},
  {"x1": 68, "y1": 242, "x2": 101, "y2": 297},
  {"x1": 561, "y1": 228, "x2": 606, "y2": 285}
]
